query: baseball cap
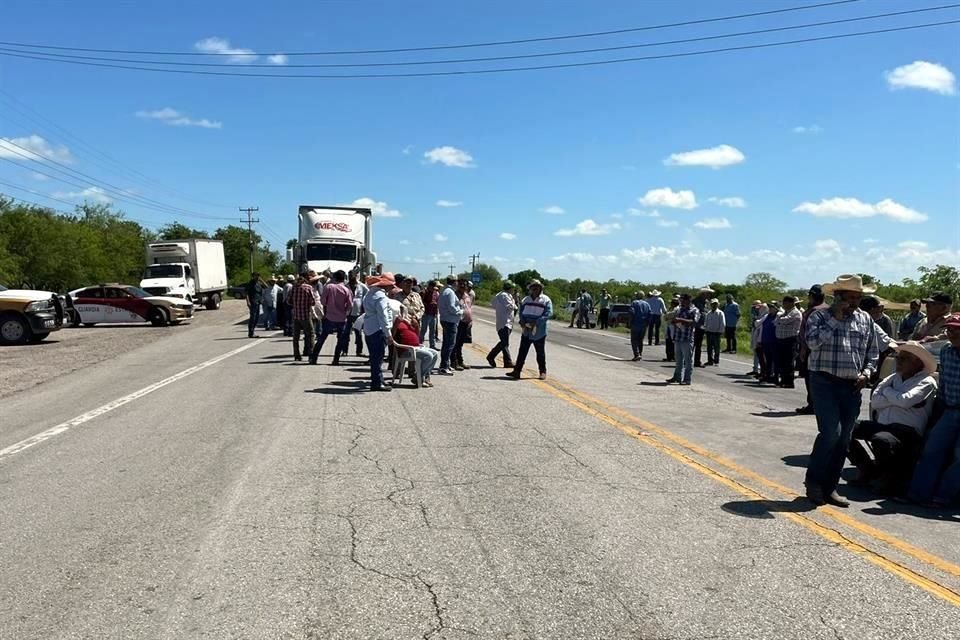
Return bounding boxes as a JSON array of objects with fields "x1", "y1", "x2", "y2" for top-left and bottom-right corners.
[
  {"x1": 945, "y1": 313, "x2": 960, "y2": 328},
  {"x1": 859, "y1": 295, "x2": 881, "y2": 311},
  {"x1": 922, "y1": 292, "x2": 953, "y2": 305}
]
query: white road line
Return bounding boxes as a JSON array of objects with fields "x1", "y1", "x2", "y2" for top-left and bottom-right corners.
[
  {"x1": 566, "y1": 344, "x2": 625, "y2": 361},
  {"x1": 476, "y1": 318, "x2": 496, "y2": 325},
  {"x1": 0, "y1": 338, "x2": 269, "y2": 462}
]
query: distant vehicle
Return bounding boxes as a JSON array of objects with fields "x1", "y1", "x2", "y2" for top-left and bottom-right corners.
[
  {"x1": 564, "y1": 301, "x2": 578, "y2": 312},
  {"x1": 0, "y1": 284, "x2": 66, "y2": 345},
  {"x1": 294, "y1": 205, "x2": 377, "y2": 276},
  {"x1": 140, "y1": 239, "x2": 228, "y2": 310},
  {"x1": 227, "y1": 285, "x2": 247, "y2": 300},
  {"x1": 608, "y1": 303, "x2": 632, "y2": 327},
  {"x1": 71, "y1": 284, "x2": 194, "y2": 327}
]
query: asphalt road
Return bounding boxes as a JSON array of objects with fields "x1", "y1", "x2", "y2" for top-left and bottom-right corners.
[{"x1": 1, "y1": 305, "x2": 957, "y2": 639}]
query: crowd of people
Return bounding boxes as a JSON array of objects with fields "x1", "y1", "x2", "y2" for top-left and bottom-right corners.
[{"x1": 243, "y1": 269, "x2": 957, "y2": 509}]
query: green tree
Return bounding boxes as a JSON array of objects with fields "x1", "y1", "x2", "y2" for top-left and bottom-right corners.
[
  {"x1": 917, "y1": 265, "x2": 959, "y2": 301},
  {"x1": 507, "y1": 269, "x2": 544, "y2": 293},
  {"x1": 157, "y1": 222, "x2": 210, "y2": 240}
]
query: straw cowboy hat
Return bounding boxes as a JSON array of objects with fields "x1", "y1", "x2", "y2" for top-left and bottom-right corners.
[
  {"x1": 699, "y1": 286, "x2": 715, "y2": 294},
  {"x1": 373, "y1": 272, "x2": 397, "y2": 288},
  {"x1": 894, "y1": 341, "x2": 937, "y2": 375},
  {"x1": 821, "y1": 274, "x2": 876, "y2": 295},
  {"x1": 527, "y1": 279, "x2": 543, "y2": 290},
  {"x1": 649, "y1": 289, "x2": 662, "y2": 296}
]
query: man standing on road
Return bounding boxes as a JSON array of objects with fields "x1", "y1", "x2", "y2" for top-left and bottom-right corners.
[
  {"x1": 342, "y1": 272, "x2": 368, "y2": 359},
  {"x1": 911, "y1": 292, "x2": 952, "y2": 343},
  {"x1": 451, "y1": 279, "x2": 473, "y2": 371},
  {"x1": 362, "y1": 272, "x2": 396, "y2": 392},
  {"x1": 261, "y1": 276, "x2": 279, "y2": 331},
  {"x1": 803, "y1": 274, "x2": 879, "y2": 507},
  {"x1": 703, "y1": 298, "x2": 726, "y2": 366},
  {"x1": 290, "y1": 273, "x2": 320, "y2": 362},
  {"x1": 282, "y1": 274, "x2": 295, "y2": 336},
  {"x1": 663, "y1": 295, "x2": 680, "y2": 362},
  {"x1": 646, "y1": 289, "x2": 666, "y2": 346},
  {"x1": 723, "y1": 293, "x2": 741, "y2": 353},
  {"x1": 666, "y1": 293, "x2": 699, "y2": 385},
  {"x1": 401, "y1": 276, "x2": 424, "y2": 325},
  {"x1": 629, "y1": 291, "x2": 651, "y2": 361},
  {"x1": 487, "y1": 280, "x2": 517, "y2": 368},
  {"x1": 508, "y1": 280, "x2": 553, "y2": 380},
  {"x1": 578, "y1": 289, "x2": 593, "y2": 328},
  {"x1": 693, "y1": 287, "x2": 712, "y2": 367},
  {"x1": 438, "y1": 275, "x2": 463, "y2": 375},
  {"x1": 597, "y1": 288, "x2": 612, "y2": 330},
  {"x1": 568, "y1": 290, "x2": 583, "y2": 328},
  {"x1": 244, "y1": 272, "x2": 265, "y2": 338},
  {"x1": 419, "y1": 280, "x2": 440, "y2": 350},
  {"x1": 897, "y1": 299, "x2": 925, "y2": 341},
  {"x1": 774, "y1": 295, "x2": 802, "y2": 388},
  {"x1": 309, "y1": 270, "x2": 353, "y2": 366},
  {"x1": 796, "y1": 285, "x2": 827, "y2": 415}
]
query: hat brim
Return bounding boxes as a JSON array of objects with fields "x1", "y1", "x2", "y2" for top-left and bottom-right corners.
[
  {"x1": 894, "y1": 343, "x2": 938, "y2": 375},
  {"x1": 649, "y1": 290, "x2": 661, "y2": 296},
  {"x1": 822, "y1": 282, "x2": 877, "y2": 295}
]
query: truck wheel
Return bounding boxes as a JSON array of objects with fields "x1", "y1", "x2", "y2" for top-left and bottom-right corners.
[
  {"x1": 149, "y1": 307, "x2": 169, "y2": 327},
  {"x1": 29, "y1": 332, "x2": 50, "y2": 343},
  {"x1": 0, "y1": 313, "x2": 31, "y2": 346},
  {"x1": 205, "y1": 293, "x2": 221, "y2": 310}
]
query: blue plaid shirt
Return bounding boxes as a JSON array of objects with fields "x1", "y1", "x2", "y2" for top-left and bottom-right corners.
[
  {"x1": 673, "y1": 306, "x2": 700, "y2": 344},
  {"x1": 806, "y1": 308, "x2": 879, "y2": 379},
  {"x1": 939, "y1": 343, "x2": 960, "y2": 408}
]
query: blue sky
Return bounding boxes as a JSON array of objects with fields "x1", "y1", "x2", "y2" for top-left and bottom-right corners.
[{"x1": 1, "y1": 0, "x2": 958, "y2": 288}]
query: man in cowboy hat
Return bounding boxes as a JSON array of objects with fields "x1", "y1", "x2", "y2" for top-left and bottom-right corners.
[
  {"x1": 908, "y1": 313, "x2": 960, "y2": 507},
  {"x1": 911, "y1": 292, "x2": 953, "y2": 343},
  {"x1": 663, "y1": 294, "x2": 680, "y2": 362},
  {"x1": 847, "y1": 341, "x2": 938, "y2": 494},
  {"x1": 692, "y1": 286, "x2": 713, "y2": 367},
  {"x1": 508, "y1": 280, "x2": 553, "y2": 380},
  {"x1": 361, "y1": 272, "x2": 397, "y2": 391},
  {"x1": 803, "y1": 274, "x2": 880, "y2": 506},
  {"x1": 290, "y1": 272, "x2": 320, "y2": 361},
  {"x1": 646, "y1": 289, "x2": 666, "y2": 345}
]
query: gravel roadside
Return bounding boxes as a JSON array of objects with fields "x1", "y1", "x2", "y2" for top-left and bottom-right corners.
[{"x1": 0, "y1": 299, "x2": 250, "y2": 399}]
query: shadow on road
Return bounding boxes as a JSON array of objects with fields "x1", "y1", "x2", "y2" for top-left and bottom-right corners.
[
  {"x1": 306, "y1": 380, "x2": 368, "y2": 395},
  {"x1": 638, "y1": 381, "x2": 671, "y2": 387},
  {"x1": 862, "y1": 500, "x2": 960, "y2": 522},
  {"x1": 721, "y1": 497, "x2": 816, "y2": 519},
  {"x1": 781, "y1": 454, "x2": 810, "y2": 468},
  {"x1": 753, "y1": 411, "x2": 802, "y2": 418}
]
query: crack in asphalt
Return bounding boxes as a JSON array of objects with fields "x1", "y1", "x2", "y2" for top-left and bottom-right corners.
[
  {"x1": 415, "y1": 574, "x2": 447, "y2": 640},
  {"x1": 819, "y1": 614, "x2": 845, "y2": 640}
]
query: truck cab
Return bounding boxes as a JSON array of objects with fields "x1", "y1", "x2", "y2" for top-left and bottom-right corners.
[
  {"x1": 141, "y1": 262, "x2": 195, "y2": 301},
  {"x1": 295, "y1": 206, "x2": 376, "y2": 277},
  {"x1": 0, "y1": 285, "x2": 66, "y2": 345}
]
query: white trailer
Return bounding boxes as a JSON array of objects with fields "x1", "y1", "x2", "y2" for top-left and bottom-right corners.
[
  {"x1": 140, "y1": 239, "x2": 228, "y2": 310},
  {"x1": 295, "y1": 205, "x2": 376, "y2": 276}
]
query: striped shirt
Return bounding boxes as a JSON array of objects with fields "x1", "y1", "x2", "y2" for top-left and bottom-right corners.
[
  {"x1": 806, "y1": 307, "x2": 879, "y2": 379},
  {"x1": 939, "y1": 343, "x2": 960, "y2": 408},
  {"x1": 775, "y1": 307, "x2": 802, "y2": 339},
  {"x1": 290, "y1": 283, "x2": 319, "y2": 321},
  {"x1": 673, "y1": 306, "x2": 700, "y2": 344}
]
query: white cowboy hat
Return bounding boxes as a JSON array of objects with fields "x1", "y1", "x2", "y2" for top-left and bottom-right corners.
[
  {"x1": 649, "y1": 289, "x2": 662, "y2": 296},
  {"x1": 699, "y1": 286, "x2": 715, "y2": 294},
  {"x1": 894, "y1": 341, "x2": 937, "y2": 376},
  {"x1": 821, "y1": 274, "x2": 877, "y2": 295}
]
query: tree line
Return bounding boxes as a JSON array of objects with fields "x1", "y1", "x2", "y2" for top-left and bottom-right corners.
[{"x1": 0, "y1": 198, "x2": 292, "y2": 292}]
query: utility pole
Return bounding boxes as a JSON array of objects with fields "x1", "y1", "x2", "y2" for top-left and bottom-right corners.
[
  {"x1": 448, "y1": 264, "x2": 456, "y2": 276},
  {"x1": 469, "y1": 253, "x2": 480, "y2": 273},
  {"x1": 433, "y1": 271, "x2": 442, "y2": 281},
  {"x1": 239, "y1": 206, "x2": 260, "y2": 274}
]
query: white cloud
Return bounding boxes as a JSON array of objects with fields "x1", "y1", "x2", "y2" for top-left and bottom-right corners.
[
  {"x1": 708, "y1": 196, "x2": 746, "y2": 208},
  {"x1": 31, "y1": 172, "x2": 50, "y2": 181},
  {"x1": 656, "y1": 219, "x2": 679, "y2": 228},
  {"x1": 540, "y1": 205, "x2": 565, "y2": 215},
  {"x1": 348, "y1": 197, "x2": 401, "y2": 218},
  {"x1": 554, "y1": 218, "x2": 621, "y2": 237},
  {"x1": 898, "y1": 240, "x2": 928, "y2": 250},
  {"x1": 664, "y1": 144, "x2": 745, "y2": 169},
  {"x1": 885, "y1": 60, "x2": 957, "y2": 95},
  {"x1": 136, "y1": 107, "x2": 222, "y2": 129},
  {"x1": 411, "y1": 251, "x2": 455, "y2": 264},
  {"x1": 423, "y1": 146, "x2": 475, "y2": 168},
  {"x1": 51, "y1": 186, "x2": 112, "y2": 204},
  {"x1": 398, "y1": 239, "x2": 410, "y2": 245},
  {"x1": 793, "y1": 124, "x2": 823, "y2": 134},
  {"x1": 194, "y1": 37, "x2": 258, "y2": 63},
  {"x1": 435, "y1": 199, "x2": 462, "y2": 208},
  {"x1": 693, "y1": 217, "x2": 732, "y2": 230},
  {"x1": 434, "y1": 233, "x2": 448, "y2": 242},
  {"x1": 813, "y1": 239, "x2": 842, "y2": 256},
  {"x1": 628, "y1": 208, "x2": 660, "y2": 217},
  {"x1": 0, "y1": 135, "x2": 73, "y2": 163},
  {"x1": 793, "y1": 197, "x2": 928, "y2": 223},
  {"x1": 267, "y1": 54, "x2": 288, "y2": 65},
  {"x1": 639, "y1": 187, "x2": 698, "y2": 210},
  {"x1": 610, "y1": 213, "x2": 623, "y2": 219},
  {"x1": 863, "y1": 238, "x2": 879, "y2": 244},
  {"x1": 402, "y1": 145, "x2": 413, "y2": 155},
  {"x1": 499, "y1": 232, "x2": 517, "y2": 240}
]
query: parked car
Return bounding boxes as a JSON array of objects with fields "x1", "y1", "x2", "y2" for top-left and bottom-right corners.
[
  {"x1": 70, "y1": 284, "x2": 194, "y2": 327},
  {"x1": 228, "y1": 285, "x2": 247, "y2": 300},
  {"x1": 0, "y1": 284, "x2": 66, "y2": 345},
  {"x1": 608, "y1": 303, "x2": 632, "y2": 327}
]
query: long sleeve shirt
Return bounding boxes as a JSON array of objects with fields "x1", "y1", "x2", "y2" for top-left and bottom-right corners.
[
  {"x1": 938, "y1": 343, "x2": 960, "y2": 408},
  {"x1": 362, "y1": 288, "x2": 393, "y2": 337},
  {"x1": 438, "y1": 285, "x2": 463, "y2": 324},
  {"x1": 673, "y1": 306, "x2": 700, "y2": 343},
  {"x1": 630, "y1": 299, "x2": 652, "y2": 330},
  {"x1": 723, "y1": 302, "x2": 741, "y2": 328},
  {"x1": 774, "y1": 307, "x2": 802, "y2": 339},
  {"x1": 897, "y1": 311, "x2": 925, "y2": 340},
  {"x1": 911, "y1": 315, "x2": 949, "y2": 342},
  {"x1": 349, "y1": 283, "x2": 368, "y2": 316},
  {"x1": 806, "y1": 307, "x2": 879, "y2": 379},
  {"x1": 321, "y1": 282, "x2": 353, "y2": 323},
  {"x1": 403, "y1": 290, "x2": 425, "y2": 321},
  {"x1": 519, "y1": 294, "x2": 553, "y2": 341},
  {"x1": 871, "y1": 372, "x2": 937, "y2": 433},
  {"x1": 703, "y1": 309, "x2": 726, "y2": 333},
  {"x1": 646, "y1": 296, "x2": 666, "y2": 316},
  {"x1": 492, "y1": 291, "x2": 517, "y2": 329},
  {"x1": 290, "y1": 283, "x2": 319, "y2": 321}
]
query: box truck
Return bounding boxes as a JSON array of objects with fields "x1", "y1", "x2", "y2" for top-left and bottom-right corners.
[{"x1": 140, "y1": 239, "x2": 228, "y2": 310}]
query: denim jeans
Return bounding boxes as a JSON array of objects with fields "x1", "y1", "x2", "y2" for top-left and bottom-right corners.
[
  {"x1": 805, "y1": 372, "x2": 863, "y2": 494},
  {"x1": 440, "y1": 321, "x2": 458, "y2": 370},
  {"x1": 673, "y1": 341, "x2": 693, "y2": 383},
  {"x1": 694, "y1": 327, "x2": 705, "y2": 366},
  {"x1": 420, "y1": 314, "x2": 438, "y2": 349},
  {"x1": 725, "y1": 326, "x2": 737, "y2": 352},
  {"x1": 487, "y1": 326, "x2": 513, "y2": 366},
  {"x1": 311, "y1": 318, "x2": 346, "y2": 362},
  {"x1": 414, "y1": 347, "x2": 440, "y2": 382},
  {"x1": 247, "y1": 303, "x2": 261, "y2": 336},
  {"x1": 665, "y1": 335, "x2": 674, "y2": 361},
  {"x1": 365, "y1": 331, "x2": 387, "y2": 389},
  {"x1": 342, "y1": 315, "x2": 362, "y2": 356},
  {"x1": 647, "y1": 316, "x2": 661, "y2": 345},
  {"x1": 706, "y1": 332, "x2": 722, "y2": 364},
  {"x1": 284, "y1": 305, "x2": 293, "y2": 336},
  {"x1": 908, "y1": 409, "x2": 960, "y2": 503},
  {"x1": 776, "y1": 337, "x2": 797, "y2": 386},
  {"x1": 292, "y1": 318, "x2": 314, "y2": 359},
  {"x1": 630, "y1": 327, "x2": 646, "y2": 357},
  {"x1": 514, "y1": 335, "x2": 546, "y2": 374},
  {"x1": 261, "y1": 305, "x2": 276, "y2": 330}
]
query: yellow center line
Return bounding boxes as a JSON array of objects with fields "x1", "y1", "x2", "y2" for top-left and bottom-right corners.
[{"x1": 468, "y1": 342, "x2": 960, "y2": 606}]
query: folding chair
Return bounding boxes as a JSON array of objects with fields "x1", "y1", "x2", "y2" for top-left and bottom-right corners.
[{"x1": 392, "y1": 344, "x2": 422, "y2": 388}]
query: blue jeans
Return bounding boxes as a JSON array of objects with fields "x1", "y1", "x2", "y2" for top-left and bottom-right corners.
[
  {"x1": 908, "y1": 409, "x2": 960, "y2": 503},
  {"x1": 440, "y1": 321, "x2": 458, "y2": 370},
  {"x1": 247, "y1": 304, "x2": 260, "y2": 336},
  {"x1": 261, "y1": 306, "x2": 276, "y2": 329},
  {"x1": 805, "y1": 372, "x2": 863, "y2": 494},
  {"x1": 420, "y1": 314, "x2": 438, "y2": 349},
  {"x1": 672, "y1": 341, "x2": 693, "y2": 383},
  {"x1": 365, "y1": 331, "x2": 387, "y2": 389},
  {"x1": 310, "y1": 318, "x2": 347, "y2": 362}
]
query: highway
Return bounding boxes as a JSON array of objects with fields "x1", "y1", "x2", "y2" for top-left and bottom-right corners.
[{"x1": 1, "y1": 303, "x2": 957, "y2": 639}]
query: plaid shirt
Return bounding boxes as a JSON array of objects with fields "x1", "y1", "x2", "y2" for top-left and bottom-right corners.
[
  {"x1": 290, "y1": 282, "x2": 319, "y2": 321},
  {"x1": 806, "y1": 307, "x2": 879, "y2": 379},
  {"x1": 775, "y1": 307, "x2": 802, "y2": 339},
  {"x1": 939, "y1": 343, "x2": 960, "y2": 408},
  {"x1": 673, "y1": 306, "x2": 700, "y2": 344}
]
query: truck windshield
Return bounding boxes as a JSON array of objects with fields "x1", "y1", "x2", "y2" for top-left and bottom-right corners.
[
  {"x1": 306, "y1": 244, "x2": 357, "y2": 262},
  {"x1": 145, "y1": 264, "x2": 184, "y2": 278}
]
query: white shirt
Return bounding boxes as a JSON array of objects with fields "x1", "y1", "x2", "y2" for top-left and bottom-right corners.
[
  {"x1": 492, "y1": 291, "x2": 517, "y2": 329},
  {"x1": 871, "y1": 371, "x2": 937, "y2": 434},
  {"x1": 703, "y1": 309, "x2": 726, "y2": 333}
]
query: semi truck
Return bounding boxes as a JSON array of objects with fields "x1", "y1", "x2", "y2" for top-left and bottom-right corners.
[
  {"x1": 295, "y1": 205, "x2": 377, "y2": 276},
  {"x1": 140, "y1": 239, "x2": 228, "y2": 310}
]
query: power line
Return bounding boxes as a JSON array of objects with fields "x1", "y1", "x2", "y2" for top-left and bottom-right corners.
[
  {"x1": 0, "y1": 0, "x2": 863, "y2": 56},
  {"x1": 0, "y1": 4, "x2": 951, "y2": 70},
  {"x1": 0, "y1": 188, "x2": 159, "y2": 226},
  {"x1": 0, "y1": 20, "x2": 954, "y2": 79}
]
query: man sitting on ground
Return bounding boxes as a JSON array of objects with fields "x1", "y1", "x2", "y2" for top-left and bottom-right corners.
[{"x1": 847, "y1": 342, "x2": 938, "y2": 495}]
